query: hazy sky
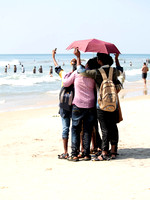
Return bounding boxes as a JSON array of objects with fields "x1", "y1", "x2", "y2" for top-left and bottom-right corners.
[{"x1": 0, "y1": 0, "x2": 150, "y2": 54}]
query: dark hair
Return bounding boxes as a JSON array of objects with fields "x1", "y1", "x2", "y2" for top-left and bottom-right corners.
[
  {"x1": 70, "y1": 58, "x2": 77, "y2": 71},
  {"x1": 70, "y1": 58, "x2": 77, "y2": 65},
  {"x1": 72, "y1": 64, "x2": 77, "y2": 71},
  {"x1": 87, "y1": 57, "x2": 100, "y2": 70},
  {"x1": 97, "y1": 53, "x2": 114, "y2": 66}
]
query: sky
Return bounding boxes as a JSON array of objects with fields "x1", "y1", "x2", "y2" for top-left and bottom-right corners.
[{"x1": 0, "y1": 0, "x2": 150, "y2": 54}]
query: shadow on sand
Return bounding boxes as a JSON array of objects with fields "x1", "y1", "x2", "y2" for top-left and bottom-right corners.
[{"x1": 118, "y1": 148, "x2": 150, "y2": 160}]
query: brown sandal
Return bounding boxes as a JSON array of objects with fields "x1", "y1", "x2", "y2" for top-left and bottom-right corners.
[
  {"x1": 67, "y1": 156, "x2": 79, "y2": 162},
  {"x1": 92, "y1": 154, "x2": 110, "y2": 161}
]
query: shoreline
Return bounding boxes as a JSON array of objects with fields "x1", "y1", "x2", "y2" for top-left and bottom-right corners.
[{"x1": 0, "y1": 79, "x2": 150, "y2": 113}]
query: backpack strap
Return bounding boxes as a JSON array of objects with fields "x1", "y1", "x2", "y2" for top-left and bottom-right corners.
[
  {"x1": 98, "y1": 68, "x2": 107, "y2": 80},
  {"x1": 108, "y1": 67, "x2": 113, "y2": 80}
]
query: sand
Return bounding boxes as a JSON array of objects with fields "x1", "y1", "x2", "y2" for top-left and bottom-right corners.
[{"x1": 0, "y1": 93, "x2": 150, "y2": 200}]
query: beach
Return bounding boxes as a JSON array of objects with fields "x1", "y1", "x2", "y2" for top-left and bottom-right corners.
[{"x1": 0, "y1": 86, "x2": 150, "y2": 200}]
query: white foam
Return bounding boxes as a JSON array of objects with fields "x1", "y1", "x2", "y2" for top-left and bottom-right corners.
[
  {"x1": 0, "y1": 75, "x2": 60, "y2": 86},
  {"x1": 0, "y1": 100, "x2": 5, "y2": 104},
  {"x1": 125, "y1": 68, "x2": 141, "y2": 76},
  {"x1": 0, "y1": 59, "x2": 20, "y2": 67}
]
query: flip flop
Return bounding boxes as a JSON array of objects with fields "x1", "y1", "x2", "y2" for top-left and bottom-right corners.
[
  {"x1": 82, "y1": 156, "x2": 91, "y2": 161},
  {"x1": 58, "y1": 153, "x2": 69, "y2": 159},
  {"x1": 67, "y1": 156, "x2": 79, "y2": 162},
  {"x1": 110, "y1": 152, "x2": 118, "y2": 159},
  {"x1": 92, "y1": 154, "x2": 110, "y2": 161}
]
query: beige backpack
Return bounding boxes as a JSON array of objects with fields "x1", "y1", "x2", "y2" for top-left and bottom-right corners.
[{"x1": 98, "y1": 67, "x2": 117, "y2": 112}]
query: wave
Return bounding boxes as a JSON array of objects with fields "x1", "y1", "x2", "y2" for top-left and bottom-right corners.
[
  {"x1": 0, "y1": 59, "x2": 20, "y2": 67},
  {"x1": 124, "y1": 68, "x2": 141, "y2": 76},
  {"x1": 0, "y1": 75, "x2": 60, "y2": 86},
  {"x1": 0, "y1": 99, "x2": 5, "y2": 104}
]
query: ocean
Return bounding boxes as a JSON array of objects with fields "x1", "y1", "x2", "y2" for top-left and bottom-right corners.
[{"x1": 0, "y1": 53, "x2": 150, "y2": 112}]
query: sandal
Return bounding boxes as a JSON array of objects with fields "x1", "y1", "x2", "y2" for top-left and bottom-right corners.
[
  {"x1": 92, "y1": 154, "x2": 110, "y2": 161},
  {"x1": 82, "y1": 156, "x2": 91, "y2": 161},
  {"x1": 110, "y1": 152, "x2": 118, "y2": 159},
  {"x1": 78, "y1": 152, "x2": 84, "y2": 159},
  {"x1": 91, "y1": 150, "x2": 102, "y2": 158},
  {"x1": 108, "y1": 150, "x2": 119, "y2": 156},
  {"x1": 95, "y1": 150, "x2": 102, "y2": 156},
  {"x1": 58, "y1": 153, "x2": 69, "y2": 159},
  {"x1": 67, "y1": 156, "x2": 79, "y2": 162},
  {"x1": 90, "y1": 149, "x2": 97, "y2": 154}
]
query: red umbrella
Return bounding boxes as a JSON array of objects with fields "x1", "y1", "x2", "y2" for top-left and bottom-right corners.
[{"x1": 66, "y1": 38, "x2": 121, "y2": 54}]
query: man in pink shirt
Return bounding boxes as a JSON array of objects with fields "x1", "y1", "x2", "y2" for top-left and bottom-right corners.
[{"x1": 63, "y1": 50, "x2": 96, "y2": 161}]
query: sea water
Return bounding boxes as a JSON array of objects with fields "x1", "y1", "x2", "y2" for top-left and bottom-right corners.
[{"x1": 0, "y1": 54, "x2": 150, "y2": 112}]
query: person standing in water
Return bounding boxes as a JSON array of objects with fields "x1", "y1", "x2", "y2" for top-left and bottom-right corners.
[
  {"x1": 49, "y1": 66, "x2": 53, "y2": 77},
  {"x1": 5, "y1": 65, "x2": 7, "y2": 73},
  {"x1": 38, "y1": 65, "x2": 43, "y2": 73},
  {"x1": 33, "y1": 66, "x2": 36, "y2": 74},
  {"x1": 22, "y1": 65, "x2": 25, "y2": 73},
  {"x1": 14, "y1": 65, "x2": 17, "y2": 73}
]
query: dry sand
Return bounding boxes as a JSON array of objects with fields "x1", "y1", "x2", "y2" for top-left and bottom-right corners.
[{"x1": 0, "y1": 94, "x2": 150, "y2": 200}]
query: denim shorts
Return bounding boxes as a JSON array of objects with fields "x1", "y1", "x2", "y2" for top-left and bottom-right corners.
[{"x1": 61, "y1": 116, "x2": 71, "y2": 139}]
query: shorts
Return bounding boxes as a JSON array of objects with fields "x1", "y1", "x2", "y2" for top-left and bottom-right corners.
[{"x1": 142, "y1": 73, "x2": 147, "y2": 79}]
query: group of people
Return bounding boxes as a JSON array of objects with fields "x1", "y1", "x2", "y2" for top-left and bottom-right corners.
[
  {"x1": 4, "y1": 64, "x2": 53, "y2": 76},
  {"x1": 4, "y1": 64, "x2": 25, "y2": 73},
  {"x1": 52, "y1": 48, "x2": 123, "y2": 162}
]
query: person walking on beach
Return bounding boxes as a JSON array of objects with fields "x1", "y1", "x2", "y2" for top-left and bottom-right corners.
[
  {"x1": 76, "y1": 49, "x2": 123, "y2": 160},
  {"x1": 142, "y1": 62, "x2": 149, "y2": 87},
  {"x1": 52, "y1": 49, "x2": 77, "y2": 160}
]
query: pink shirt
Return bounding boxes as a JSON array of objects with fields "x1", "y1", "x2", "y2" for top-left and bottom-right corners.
[{"x1": 63, "y1": 71, "x2": 95, "y2": 108}]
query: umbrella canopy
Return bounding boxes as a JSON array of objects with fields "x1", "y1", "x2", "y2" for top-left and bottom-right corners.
[{"x1": 66, "y1": 38, "x2": 121, "y2": 54}]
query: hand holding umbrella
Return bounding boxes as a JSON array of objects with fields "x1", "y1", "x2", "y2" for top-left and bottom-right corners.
[{"x1": 74, "y1": 48, "x2": 81, "y2": 66}]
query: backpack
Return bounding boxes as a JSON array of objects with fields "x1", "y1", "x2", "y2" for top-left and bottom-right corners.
[
  {"x1": 59, "y1": 84, "x2": 74, "y2": 112},
  {"x1": 98, "y1": 67, "x2": 117, "y2": 112}
]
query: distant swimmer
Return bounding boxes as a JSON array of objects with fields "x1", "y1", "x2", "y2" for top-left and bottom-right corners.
[
  {"x1": 142, "y1": 62, "x2": 149, "y2": 87},
  {"x1": 5, "y1": 65, "x2": 7, "y2": 73},
  {"x1": 14, "y1": 65, "x2": 17, "y2": 73},
  {"x1": 146, "y1": 59, "x2": 150, "y2": 64},
  {"x1": 49, "y1": 66, "x2": 53, "y2": 77},
  {"x1": 38, "y1": 65, "x2": 43, "y2": 73},
  {"x1": 33, "y1": 66, "x2": 36, "y2": 74},
  {"x1": 22, "y1": 65, "x2": 25, "y2": 73},
  {"x1": 130, "y1": 61, "x2": 132, "y2": 66}
]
